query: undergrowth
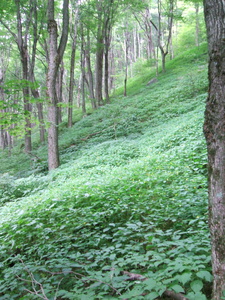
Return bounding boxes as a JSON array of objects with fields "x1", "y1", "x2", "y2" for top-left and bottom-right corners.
[{"x1": 0, "y1": 44, "x2": 211, "y2": 299}]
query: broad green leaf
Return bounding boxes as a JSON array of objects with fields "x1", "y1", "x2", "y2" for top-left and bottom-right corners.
[
  {"x1": 144, "y1": 278, "x2": 157, "y2": 290},
  {"x1": 190, "y1": 280, "x2": 203, "y2": 293},
  {"x1": 187, "y1": 291, "x2": 207, "y2": 300},
  {"x1": 146, "y1": 291, "x2": 159, "y2": 300},
  {"x1": 196, "y1": 270, "x2": 212, "y2": 282},
  {"x1": 170, "y1": 284, "x2": 185, "y2": 294},
  {"x1": 178, "y1": 272, "x2": 192, "y2": 285}
]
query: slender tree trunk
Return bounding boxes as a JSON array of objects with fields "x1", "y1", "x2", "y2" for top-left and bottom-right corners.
[
  {"x1": 203, "y1": 1, "x2": 225, "y2": 299},
  {"x1": 0, "y1": 69, "x2": 6, "y2": 149},
  {"x1": 15, "y1": 0, "x2": 32, "y2": 153},
  {"x1": 47, "y1": 0, "x2": 69, "y2": 170},
  {"x1": 47, "y1": 14, "x2": 59, "y2": 170},
  {"x1": 81, "y1": 26, "x2": 86, "y2": 115},
  {"x1": 160, "y1": 48, "x2": 167, "y2": 73},
  {"x1": 85, "y1": 29, "x2": 96, "y2": 109},
  {"x1": 104, "y1": 48, "x2": 110, "y2": 103},
  {"x1": 104, "y1": 32, "x2": 111, "y2": 103},
  {"x1": 95, "y1": 41, "x2": 104, "y2": 106},
  {"x1": 68, "y1": 15, "x2": 78, "y2": 127},
  {"x1": 77, "y1": 74, "x2": 82, "y2": 108},
  {"x1": 0, "y1": 126, "x2": 6, "y2": 150},
  {"x1": 68, "y1": 43, "x2": 76, "y2": 127},
  {"x1": 57, "y1": 63, "x2": 64, "y2": 124},
  {"x1": 124, "y1": 27, "x2": 129, "y2": 97},
  {"x1": 36, "y1": 102, "x2": 45, "y2": 143},
  {"x1": 21, "y1": 47, "x2": 32, "y2": 153},
  {"x1": 95, "y1": 1, "x2": 104, "y2": 107},
  {"x1": 109, "y1": 44, "x2": 115, "y2": 91}
]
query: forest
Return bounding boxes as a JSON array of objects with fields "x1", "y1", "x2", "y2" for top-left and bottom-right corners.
[{"x1": 0, "y1": 0, "x2": 224, "y2": 299}]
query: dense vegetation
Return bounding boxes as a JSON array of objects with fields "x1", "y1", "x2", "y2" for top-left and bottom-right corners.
[{"x1": 0, "y1": 44, "x2": 210, "y2": 299}]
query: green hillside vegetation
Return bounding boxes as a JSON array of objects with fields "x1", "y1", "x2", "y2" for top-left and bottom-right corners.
[{"x1": 0, "y1": 44, "x2": 211, "y2": 299}]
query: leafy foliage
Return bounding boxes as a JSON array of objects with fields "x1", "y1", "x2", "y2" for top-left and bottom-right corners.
[{"x1": 0, "y1": 44, "x2": 211, "y2": 299}]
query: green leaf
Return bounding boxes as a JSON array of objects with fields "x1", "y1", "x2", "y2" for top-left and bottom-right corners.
[
  {"x1": 178, "y1": 272, "x2": 192, "y2": 285},
  {"x1": 170, "y1": 284, "x2": 185, "y2": 294},
  {"x1": 196, "y1": 270, "x2": 212, "y2": 282},
  {"x1": 146, "y1": 291, "x2": 159, "y2": 300},
  {"x1": 187, "y1": 291, "x2": 207, "y2": 300},
  {"x1": 190, "y1": 280, "x2": 203, "y2": 293},
  {"x1": 144, "y1": 278, "x2": 157, "y2": 290}
]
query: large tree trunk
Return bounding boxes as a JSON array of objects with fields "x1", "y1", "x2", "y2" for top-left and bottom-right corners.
[
  {"x1": 47, "y1": 0, "x2": 69, "y2": 170},
  {"x1": 203, "y1": 1, "x2": 225, "y2": 299}
]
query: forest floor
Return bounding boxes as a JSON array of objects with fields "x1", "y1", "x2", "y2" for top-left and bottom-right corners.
[{"x1": 0, "y1": 43, "x2": 211, "y2": 300}]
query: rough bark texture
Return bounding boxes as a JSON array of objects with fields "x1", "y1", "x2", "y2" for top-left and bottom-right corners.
[
  {"x1": 203, "y1": 1, "x2": 225, "y2": 299},
  {"x1": 47, "y1": 0, "x2": 69, "y2": 170}
]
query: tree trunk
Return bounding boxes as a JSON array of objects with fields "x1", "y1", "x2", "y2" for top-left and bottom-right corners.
[
  {"x1": 95, "y1": 41, "x2": 104, "y2": 106},
  {"x1": 85, "y1": 29, "x2": 96, "y2": 109},
  {"x1": 15, "y1": 0, "x2": 32, "y2": 153},
  {"x1": 81, "y1": 26, "x2": 86, "y2": 115},
  {"x1": 160, "y1": 47, "x2": 167, "y2": 73},
  {"x1": 21, "y1": 47, "x2": 32, "y2": 153},
  {"x1": 47, "y1": 0, "x2": 69, "y2": 170},
  {"x1": 124, "y1": 27, "x2": 129, "y2": 97},
  {"x1": 57, "y1": 63, "x2": 64, "y2": 124},
  {"x1": 30, "y1": 86, "x2": 45, "y2": 143},
  {"x1": 203, "y1": 1, "x2": 225, "y2": 299},
  {"x1": 95, "y1": 0, "x2": 104, "y2": 107},
  {"x1": 68, "y1": 14, "x2": 78, "y2": 128}
]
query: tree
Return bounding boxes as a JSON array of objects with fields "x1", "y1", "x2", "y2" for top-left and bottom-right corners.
[
  {"x1": 150, "y1": 0, "x2": 176, "y2": 72},
  {"x1": 0, "y1": 0, "x2": 33, "y2": 152},
  {"x1": 203, "y1": 1, "x2": 225, "y2": 299},
  {"x1": 68, "y1": 3, "x2": 79, "y2": 127},
  {"x1": 47, "y1": 0, "x2": 69, "y2": 170}
]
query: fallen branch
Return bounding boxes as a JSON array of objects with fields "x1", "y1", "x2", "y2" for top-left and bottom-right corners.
[
  {"x1": 163, "y1": 290, "x2": 190, "y2": 300},
  {"x1": 123, "y1": 271, "x2": 190, "y2": 300},
  {"x1": 123, "y1": 271, "x2": 146, "y2": 281}
]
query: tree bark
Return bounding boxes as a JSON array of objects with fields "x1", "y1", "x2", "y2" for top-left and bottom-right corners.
[
  {"x1": 68, "y1": 8, "x2": 78, "y2": 128},
  {"x1": 95, "y1": 40, "x2": 104, "y2": 106},
  {"x1": 85, "y1": 28, "x2": 96, "y2": 109},
  {"x1": 124, "y1": 26, "x2": 129, "y2": 97},
  {"x1": 80, "y1": 25, "x2": 86, "y2": 115},
  {"x1": 47, "y1": 0, "x2": 69, "y2": 170},
  {"x1": 95, "y1": 0, "x2": 104, "y2": 107},
  {"x1": 56, "y1": 62, "x2": 64, "y2": 124},
  {"x1": 203, "y1": 1, "x2": 225, "y2": 299},
  {"x1": 15, "y1": 0, "x2": 32, "y2": 153}
]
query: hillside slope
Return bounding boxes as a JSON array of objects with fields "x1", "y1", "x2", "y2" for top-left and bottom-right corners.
[{"x1": 0, "y1": 44, "x2": 211, "y2": 299}]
